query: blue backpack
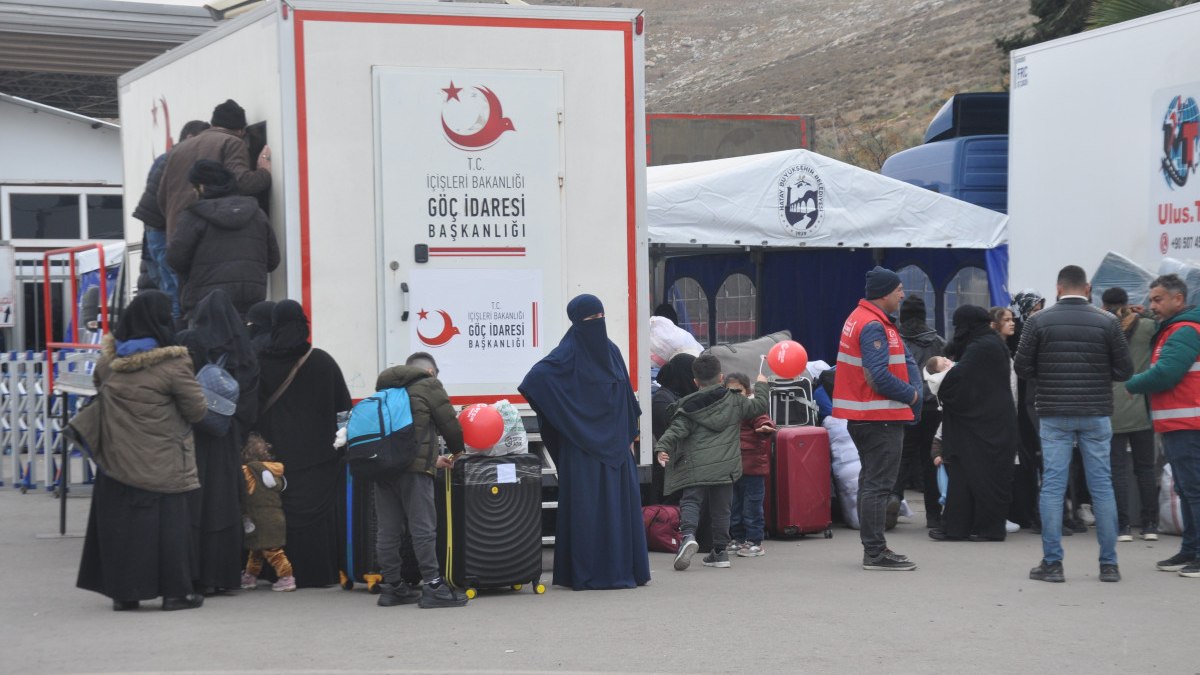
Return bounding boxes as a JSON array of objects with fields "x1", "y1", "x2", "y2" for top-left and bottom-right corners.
[
  {"x1": 195, "y1": 355, "x2": 238, "y2": 436},
  {"x1": 344, "y1": 388, "x2": 419, "y2": 479}
]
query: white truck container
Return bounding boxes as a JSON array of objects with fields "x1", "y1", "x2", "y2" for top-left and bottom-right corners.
[
  {"x1": 118, "y1": 0, "x2": 651, "y2": 458},
  {"x1": 1009, "y1": 4, "x2": 1200, "y2": 294}
]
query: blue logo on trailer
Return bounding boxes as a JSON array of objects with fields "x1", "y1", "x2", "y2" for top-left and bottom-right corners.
[{"x1": 1161, "y1": 95, "x2": 1200, "y2": 189}]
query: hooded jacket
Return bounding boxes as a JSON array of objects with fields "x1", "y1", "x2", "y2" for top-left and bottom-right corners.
[
  {"x1": 92, "y1": 334, "x2": 209, "y2": 493},
  {"x1": 900, "y1": 322, "x2": 945, "y2": 410},
  {"x1": 1111, "y1": 316, "x2": 1155, "y2": 433},
  {"x1": 167, "y1": 195, "x2": 280, "y2": 318},
  {"x1": 241, "y1": 460, "x2": 286, "y2": 550},
  {"x1": 374, "y1": 365, "x2": 465, "y2": 476},
  {"x1": 655, "y1": 380, "x2": 768, "y2": 495}
]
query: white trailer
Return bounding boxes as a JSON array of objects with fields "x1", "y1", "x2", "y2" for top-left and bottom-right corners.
[
  {"x1": 118, "y1": 0, "x2": 651, "y2": 459},
  {"x1": 1009, "y1": 4, "x2": 1200, "y2": 294}
]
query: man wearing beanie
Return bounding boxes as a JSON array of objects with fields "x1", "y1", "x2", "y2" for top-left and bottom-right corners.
[
  {"x1": 896, "y1": 294, "x2": 945, "y2": 528},
  {"x1": 833, "y1": 265, "x2": 922, "y2": 570},
  {"x1": 158, "y1": 99, "x2": 273, "y2": 294},
  {"x1": 167, "y1": 159, "x2": 279, "y2": 320}
]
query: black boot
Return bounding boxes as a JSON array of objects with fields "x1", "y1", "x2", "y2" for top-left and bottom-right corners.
[
  {"x1": 161, "y1": 594, "x2": 204, "y2": 611},
  {"x1": 377, "y1": 582, "x2": 420, "y2": 607}
]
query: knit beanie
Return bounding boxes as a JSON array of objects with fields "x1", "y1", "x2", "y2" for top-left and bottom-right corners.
[
  {"x1": 188, "y1": 159, "x2": 236, "y2": 199},
  {"x1": 899, "y1": 294, "x2": 927, "y2": 323},
  {"x1": 210, "y1": 99, "x2": 247, "y2": 130},
  {"x1": 865, "y1": 266, "x2": 901, "y2": 300}
]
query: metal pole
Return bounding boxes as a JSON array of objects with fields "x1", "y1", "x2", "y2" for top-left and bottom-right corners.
[{"x1": 59, "y1": 390, "x2": 68, "y2": 535}]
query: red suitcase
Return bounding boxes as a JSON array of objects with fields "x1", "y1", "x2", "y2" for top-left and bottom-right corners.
[{"x1": 768, "y1": 426, "x2": 833, "y2": 538}]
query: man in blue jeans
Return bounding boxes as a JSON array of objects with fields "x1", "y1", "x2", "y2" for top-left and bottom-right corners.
[
  {"x1": 1125, "y1": 274, "x2": 1200, "y2": 578},
  {"x1": 1015, "y1": 265, "x2": 1133, "y2": 582}
]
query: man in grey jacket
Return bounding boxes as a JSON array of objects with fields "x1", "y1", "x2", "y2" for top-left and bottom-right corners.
[{"x1": 1015, "y1": 265, "x2": 1134, "y2": 583}]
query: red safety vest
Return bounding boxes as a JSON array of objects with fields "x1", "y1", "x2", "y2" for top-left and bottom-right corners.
[
  {"x1": 1148, "y1": 320, "x2": 1200, "y2": 433},
  {"x1": 832, "y1": 299, "x2": 914, "y2": 422}
]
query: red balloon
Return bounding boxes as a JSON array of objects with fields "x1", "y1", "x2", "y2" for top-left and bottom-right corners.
[
  {"x1": 458, "y1": 403, "x2": 505, "y2": 450},
  {"x1": 768, "y1": 340, "x2": 809, "y2": 379}
]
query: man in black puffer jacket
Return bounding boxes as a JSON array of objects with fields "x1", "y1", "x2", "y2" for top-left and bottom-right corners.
[
  {"x1": 1015, "y1": 265, "x2": 1133, "y2": 584},
  {"x1": 167, "y1": 160, "x2": 279, "y2": 321}
]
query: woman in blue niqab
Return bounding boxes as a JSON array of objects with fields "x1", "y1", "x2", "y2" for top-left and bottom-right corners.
[{"x1": 519, "y1": 294, "x2": 651, "y2": 590}]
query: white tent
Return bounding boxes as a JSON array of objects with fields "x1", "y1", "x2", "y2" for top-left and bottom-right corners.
[{"x1": 647, "y1": 149, "x2": 1007, "y2": 249}]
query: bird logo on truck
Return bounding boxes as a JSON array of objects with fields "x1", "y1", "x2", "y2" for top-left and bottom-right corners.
[
  {"x1": 777, "y1": 164, "x2": 826, "y2": 238},
  {"x1": 441, "y1": 81, "x2": 516, "y2": 151},
  {"x1": 416, "y1": 308, "x2": 461, "y2": 347},
  {"x1": 1161, "y1": 95, "x2": 1199, "y2": 189}
]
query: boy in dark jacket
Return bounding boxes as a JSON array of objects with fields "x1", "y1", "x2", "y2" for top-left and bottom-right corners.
[
  {"x1": 723, "y1": 373, "x2": 775, "y2": 558},
  {"x1": 371, "y1": 352, "x2": 468, "y2": 609},
  {"x1": 655, "y1": 354, "x2": 769, "y2": 571}
]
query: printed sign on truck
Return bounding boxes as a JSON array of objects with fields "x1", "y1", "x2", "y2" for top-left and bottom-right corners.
[{"x1": 1152, "y1": 83, "x2": 1200, "y2": 258}]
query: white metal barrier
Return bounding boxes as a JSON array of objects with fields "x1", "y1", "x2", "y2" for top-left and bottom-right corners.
[{"x1": 1, "y1": 351, "x2": 94, "y2": 492}]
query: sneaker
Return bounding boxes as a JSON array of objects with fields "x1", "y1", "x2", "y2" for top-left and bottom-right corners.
[
  {"x1": 885, "y1": 495, "x2": 901, "y2": 531},
  {"x1": 271, "y1": 575, "x2": 297, "y2": 592},
  {"x1": 863, "y1": 550, "x2": 916, "y2": 571},
  {"x1": 881, "y1": 548, "x2": 909, "y2": 562},
  {"x1": 1029, "y1": 559, "x2": 1065, "y2": 583},
  {"x1": 1077, "y1": 504, "x2": 1096, "y2": 526},
  {"x1": 1158, "y1": 552, "x2": 1195, "y2": 572},
  {"x1": 1117, "y1": 526, "x2": 1133, "y2": 542},
  {"x1": 419, "y1": 583, "x2": 468, "y2": 609},
  {"x1": 726, "y1": 540, "x2": 746, "y2": 554},
  {"x1": 1066, "y1": 519, "x2": 1088, "y2": 534},
  {"x1": 702, "y1": 550, "x2": 731, "y2": 568},
  {"x1": 1142, "y1": 523, "x2": 1159, "y2": 541},
  {"x1": 737, "y1": 544, "x2": 765, "y2": 558},
  {"x1": 1099, "y1": 564, "x2": 1121, "y2": 582},
  {"x1": 673, "y1": 534, "x2": 699, "y2": 571},
  {"x1": 1005, "y1": 520, "x2": 1020, "y2": 534},
  {"x1": 240, "y1": 571, "x2": 257, "y2": 590},
  {"x1": 377, "y1": 582, "x2": 421, "y2": 607},
  {"x1": 1179, "y1": 561, "x2": 1200, "y2": 578}
]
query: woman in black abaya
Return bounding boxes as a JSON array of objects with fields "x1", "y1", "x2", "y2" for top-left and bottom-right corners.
[
  {"x1": 651, "y1": 353, "x2": 698, "y2": 504},
  {"x1": 931, "y1": 305, "x2": 1018, "y2": 542},
  {"x1": 178, "y1": 289, "x2": 259, "y2": 593},
  {"x1": 246, "y1": 300, "x2": 274, "y2": 354},
  {"x1": 519, "y1": 294, "x2": 651, "y2": 590},
  {"x1": 253, "y1": 300, "x2": 351, "y2": 588}
]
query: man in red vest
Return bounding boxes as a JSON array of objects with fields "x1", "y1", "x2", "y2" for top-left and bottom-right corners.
[
  {"x1": 833, "y1": 266, "x2": 922, "y2": 571},
  {"x1": 1126, "y1": 273, "x2": 1200, "y2": 579}
]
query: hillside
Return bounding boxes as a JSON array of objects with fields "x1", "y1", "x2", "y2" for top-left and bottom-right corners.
[{"x1": 532, "y1": 0, "x2": 1034, "y2": 165}]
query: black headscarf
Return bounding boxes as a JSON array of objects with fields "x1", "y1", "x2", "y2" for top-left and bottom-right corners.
[
  {"x1": 263, "y1": 300, "x2": 310, "y2": 359},
  {"x1": 246, "y1": 300, "x2": 275, "y2": 353},
  {"x1": 945, "y1": 304, "x2": 994, "y2": 361},
  {"x1": 179, "y1": 289, "x2": 258, "y2": 387},
  {"x1": 656, "y1": 353, "x2": 698, "y2": 397},
  {"x1": 188, "y1": 159, "x2": 237, "y2": 199},
  {"x1": 113, "y1": 290, "x2": 177, "y2": 347},
  {"x1": 519, "y1": 294, "x2": 640, "y2": 467}
]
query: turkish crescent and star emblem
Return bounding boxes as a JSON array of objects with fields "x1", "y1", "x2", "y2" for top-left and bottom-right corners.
[
  {"x1": 416, "y1": 308, "x2": 460, "y2": 347},
  {"x1": 440, "y1": 80, "x2": 515, "y2": 150}
]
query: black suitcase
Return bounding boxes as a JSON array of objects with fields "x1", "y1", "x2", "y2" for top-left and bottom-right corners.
[
  {"x1": 442, "y1": 453, "x2": 545, "y2": 598},
  {"x1": 341, "y1": 467, "x2": 384, "y2": 592},
  {"x1": 769, "y1": 378, "x2": 818, "y2": 427}
]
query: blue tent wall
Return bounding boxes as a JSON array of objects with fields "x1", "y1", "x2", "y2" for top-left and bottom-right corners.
[{"x1": 663, "y1": 247, "x2": 994, "y2": 364}]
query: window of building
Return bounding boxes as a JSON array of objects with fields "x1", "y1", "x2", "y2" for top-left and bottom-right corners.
[
  {"x1": 943, "y1": 266, "x2": 991, "y2": 331},
  {"x1": 1, "y1": 186, "x2": 124, "y2": 245},
  {"x1": 896, "y1": 264, "x2": 936, "y2": 327},
  {"x1": 715, "y1": 273, "x2": 756, "y2": 344},
  {"x1": 667, "y1": 277, "x2": 710, "y2": 346}
]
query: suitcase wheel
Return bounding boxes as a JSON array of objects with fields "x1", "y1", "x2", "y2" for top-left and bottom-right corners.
[
  {"x1": 511, "y1": 584, "x2": 523, "y2": 591},
  {"x1": 534, "y1": 584, "x2": 546, "y2": 595},
  {"x1": 365, "y1": 574, "x2": 383, "y2": 594},
  {"x1": 339, "y1": 571, "x2": 354, "y2": 591},
  {"x1": 823, "y1": 528, "x2": 833, "y2": 539},
  {"x1": 465, "y1": 588, "x2": 477, "y2": 600}
]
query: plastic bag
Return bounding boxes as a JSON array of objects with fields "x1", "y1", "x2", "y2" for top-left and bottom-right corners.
[
  {"x1": 649, "y1": 316, "x2": 704, "y2": 367},
  {"x1": 1091, "y1": 251, "x2": 1155, "y2": 308},
  {"x1": 1159, "y1": 463, "x2": 1185, "y2": 536},
  {"x1": 822, "y1": 415, "x2": 861, "y2": 529},
  {"x1": 481, "y1": 399, "x2": 528, "y2": 457}
]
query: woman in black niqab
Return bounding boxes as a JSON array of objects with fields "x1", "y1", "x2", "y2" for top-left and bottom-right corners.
[
  {"x1": 177, "y1": 289, "x2": 260, "y2": 593},
  {"x1": 246, "y1": 300, "x2": 275, "y2": 354},
  {"x1": 519, "y1": 294, "x2": 650, "y2": 590},
  {"x1": 114, "y1": 290, "x2": 177, "y2": 348},
  {"x1": 933, "y1": 304, "x2": 1018, "y2": 541},
  {"x1": 253, "y1": 299, "x2": 351, "y2": 588}
]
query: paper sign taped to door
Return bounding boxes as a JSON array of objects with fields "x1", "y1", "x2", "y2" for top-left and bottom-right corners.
[{"x1": 495, "y1": 463, "x2": 517, "y2": 484}]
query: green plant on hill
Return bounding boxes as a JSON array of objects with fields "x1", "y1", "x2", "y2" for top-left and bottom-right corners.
[{"x1": 1088, "y1": 0, "x2": 1197, "y2": 28}]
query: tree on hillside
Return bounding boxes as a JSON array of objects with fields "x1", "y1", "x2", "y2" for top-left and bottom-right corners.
[
  {"x1": 996, "y1": 0, "x2": 1091, "y2": 52},
  {"x1": 1088, "y1": 0, "x2": 1197, "y2": 28}
]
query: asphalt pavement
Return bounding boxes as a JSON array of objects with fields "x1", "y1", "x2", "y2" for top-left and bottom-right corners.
[{"x1": 2, "y1": 485, "x2": 1197, "y2": 674}]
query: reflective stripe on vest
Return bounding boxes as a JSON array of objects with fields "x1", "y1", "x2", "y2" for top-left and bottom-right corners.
[
  {"x1": 831, "y1": 299, "x2": 915, "y2": 422},
  {"x1": 1148, "y1": 320, "x2": 1200, "y2": 433}
]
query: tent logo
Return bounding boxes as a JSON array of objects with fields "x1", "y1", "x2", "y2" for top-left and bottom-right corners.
[
  {"x1": 777, "y1": 164, "x2": 825, "y2": 237},
  {"x1": 1160, "y1": 94, "x2": 1199, "y2": 189}
]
